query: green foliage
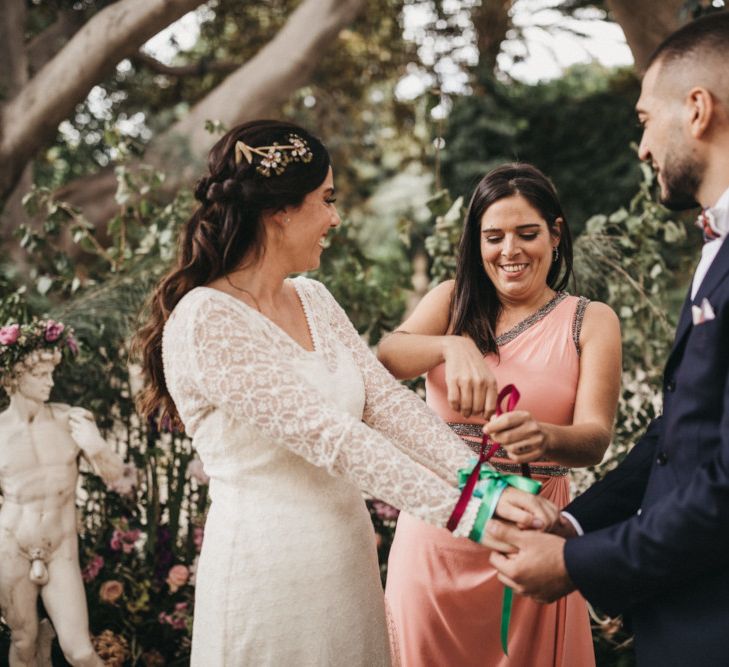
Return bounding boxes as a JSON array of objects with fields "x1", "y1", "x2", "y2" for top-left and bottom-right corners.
[
  {"x1": 315, "y1": 223, "x2": 411, "y2": 345},
  {"x1": 573, "y1": 163, "x2": 698, "y2": 484},
  {"x1": 440, "y1": 66, "x2": 643, "y2": 235}
]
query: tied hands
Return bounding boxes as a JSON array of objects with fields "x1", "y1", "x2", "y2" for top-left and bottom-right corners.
[
  {"x1": 483, "y1": 487, "x2": 562, "y2": 552},
  {"x1": 444, "y1": 336, "x2": 579, "y2": 603},
  {"x1": 486, "y1": 514, "x2": 579, "y2": 604}
]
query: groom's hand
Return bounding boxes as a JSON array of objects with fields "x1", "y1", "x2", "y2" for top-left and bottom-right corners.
[{"x1": 487, "y1": 520, "x2": 576, "y2": 604}]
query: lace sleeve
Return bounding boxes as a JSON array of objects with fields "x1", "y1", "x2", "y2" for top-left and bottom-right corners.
[
  {"x1": 186, "y1": 294, "x2": 479, "y2": 535},
  {"x1": 310, "y1": 281, "x2": 477, "y2": 483}
]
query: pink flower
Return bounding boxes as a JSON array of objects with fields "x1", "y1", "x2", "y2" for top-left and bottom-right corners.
[
  {"x1": 186, "y1": 458, "x2": 209, "y2": 485},
  {"x1": 82, "y1": 555, "x2": 105, "y2": 582},
  {"x1": 66, "y1": 334, "x2": 78, "y2": 355},
  {"x1": 99, "y1": 579, "x2": 124, "y2": 604},
  {"x1": 0, "y1": 324, "x2": 20, "y2": 345},
  {"x1": 158, "y1": 604, "x2": 189, "y2": 630},
  {"x1": 44, "y1": 320, "x2": 65, "y2": 342},
  {"x1": 110, "y1": 527, "x2": 141, "y2": 553},
  {"x1": 166, "y1": 564, "x2": 190, "y2": 592}
]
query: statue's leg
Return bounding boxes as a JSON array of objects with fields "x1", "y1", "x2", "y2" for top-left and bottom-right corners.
[
  {"x1": 41, "y1": 556, "x2": 104, "y2": 667},
  {"x1": 0, "y1": 559, "x2": 40, "y2": 667}
]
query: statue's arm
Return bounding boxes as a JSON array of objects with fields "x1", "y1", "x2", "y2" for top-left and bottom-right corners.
[{"x1": 66, "y1": 407, "x2": 124, "y2": 484}]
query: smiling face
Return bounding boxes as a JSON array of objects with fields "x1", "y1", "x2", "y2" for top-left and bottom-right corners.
[
  {"x1": 284, "y1": 166, "x2": 340, "y2": 272},
  {"x1": 480, "y1": 194, "x2": 560, "y2": 304},
  {"x1": 636, "y1": 62, "x2": 703, "y2": 211}
]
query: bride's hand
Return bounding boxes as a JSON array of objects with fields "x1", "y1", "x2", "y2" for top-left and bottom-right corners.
[
  {"x1": 442, "y1": 336, "x2": 498, "y2": 419},
  {"x1": 484, "y1": 410, "x2": 549, "y2": 463},
  {"x1": 492, "y1": 487, "x2": 561, "y2": 532}
]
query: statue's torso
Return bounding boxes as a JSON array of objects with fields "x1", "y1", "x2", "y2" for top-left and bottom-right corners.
[{"x1": 0, "y1": 404, "x2": 80, "y2": 557}]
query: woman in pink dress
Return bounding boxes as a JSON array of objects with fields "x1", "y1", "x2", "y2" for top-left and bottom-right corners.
[{"x1": 378, "y1": 163, "x2": 622, "y2": 666}]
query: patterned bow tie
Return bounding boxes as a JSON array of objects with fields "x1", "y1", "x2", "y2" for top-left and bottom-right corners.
[{"x1": 696, "y1": 208, "x2": 722, "y2": 243}]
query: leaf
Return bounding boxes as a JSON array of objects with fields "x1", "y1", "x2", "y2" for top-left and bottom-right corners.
[{"x1": 36, "y1": 275, "x2": 54, "y2": 295}]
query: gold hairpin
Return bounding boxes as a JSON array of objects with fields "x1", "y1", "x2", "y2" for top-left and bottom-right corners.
[{"x1": 234, "y1": 134, "x2": 313, "y2": 177}]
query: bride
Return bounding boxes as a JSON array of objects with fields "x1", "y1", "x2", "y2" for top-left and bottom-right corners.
[{"x1": 133, "y1": 119, "x2": 559, "y2": 666}]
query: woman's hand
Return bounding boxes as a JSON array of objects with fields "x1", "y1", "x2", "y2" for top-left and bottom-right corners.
[
  {"x1": 492, "y1": 486, "x2": 561, "y2": 533},
  {"x1": 484, "y1": 410, "x2": 550, "y2": 463},
  {"x1": 442, "y1": 336, "x2": 498, "y2": 419}
]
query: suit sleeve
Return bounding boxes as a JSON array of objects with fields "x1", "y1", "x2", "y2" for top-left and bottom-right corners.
[
  {"x1": 564, "y1": 418, "x2": 660, "y2": 533},
  {"x1": 564, "y1": 383, "x2": 729, "y2": 615}
]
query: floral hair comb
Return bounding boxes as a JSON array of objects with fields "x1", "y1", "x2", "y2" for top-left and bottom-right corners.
[{"x1": 234, "y1": 133, "x2": 313, "y2": 177}]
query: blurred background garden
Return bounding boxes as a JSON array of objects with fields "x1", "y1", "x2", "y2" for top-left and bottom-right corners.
[{"x1": 0, "y1": 0, "x2": 726, "y2": 664}]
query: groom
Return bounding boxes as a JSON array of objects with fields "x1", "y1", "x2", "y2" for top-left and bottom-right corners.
[{"x1": 487, "y1": 12, "x2": 729, "y2": 666}]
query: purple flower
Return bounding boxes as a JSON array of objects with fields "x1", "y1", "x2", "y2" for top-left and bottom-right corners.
[
  {"x1": 44, "y1": 320, "x2": 65, "y2": 342},
  {"x1": 0, "y1": 324, "x2": 20, "y2": 345}
]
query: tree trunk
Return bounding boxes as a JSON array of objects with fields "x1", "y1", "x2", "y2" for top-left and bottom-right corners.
[
  {"x1": 472, "y1": 0, "x2": 514, "y2": 72},
  {"x1": 606, "y1": 0, "x2": 687, "y2": 72},
  {"x1": 58, "y1": 0, "x2": 367, "y2": 223},
  {"x1": 0, "y1": 0, "x2": 28, "y2": 98},
  {"x1": 0, "y1": 0, "x2": 204, "y2": 203}
]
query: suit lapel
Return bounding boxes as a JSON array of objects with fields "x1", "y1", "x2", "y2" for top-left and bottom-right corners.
[
  {"x1": 664, "y1": 290, "x2": 693, "y2": 378},
  {"x1": 664, "y1": 238, "x2": 729, "y2": 374},
  {"x1": 693, "y1": 237, "x2": 729, "y2": 304}
]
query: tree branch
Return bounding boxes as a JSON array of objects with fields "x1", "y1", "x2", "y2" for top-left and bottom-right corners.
[
  {"x1": 161, "y1": 0, "x2": 366, "y2": 162},
  {"x1": 130, "y1": 51, "x2": 240, "y2": 77},
  {"x1": 57, "y1": 0, "x2": 367, "y2": 222},
  {"x1": 0, "y1": 0, "x2": 28, "y2": 99},
  {"x1": 0, "y1": 0, "x2": 204, "y2": 202},
  {"x1": 606, "y1": 0, "x2": 686, "y2": 72},
  {"x1": 26, "y1": 9, "x2": 86, "y2": 75}
]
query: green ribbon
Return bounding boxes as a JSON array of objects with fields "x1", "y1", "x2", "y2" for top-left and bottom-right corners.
[{"x1": 457, "y1": 460, "x2": 542, "y2": 654}]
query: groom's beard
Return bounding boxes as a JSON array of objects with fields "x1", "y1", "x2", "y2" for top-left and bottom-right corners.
[{"x1": 659, "y1": 143, "x2": 703, "y2": 211}]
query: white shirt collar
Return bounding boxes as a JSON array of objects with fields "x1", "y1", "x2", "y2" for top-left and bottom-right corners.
[{"x1": 707, "y1": 186, "x2": 729, "y2": 237}]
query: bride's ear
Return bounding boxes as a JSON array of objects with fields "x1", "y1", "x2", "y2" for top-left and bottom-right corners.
[{"x1": 264, "y1": 209, "x2": 290, "y2": 234}]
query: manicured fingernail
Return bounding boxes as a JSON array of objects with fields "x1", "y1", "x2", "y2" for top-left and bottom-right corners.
[{"x1": 532, "y1": 518, "x2": 544, "y2": 529}]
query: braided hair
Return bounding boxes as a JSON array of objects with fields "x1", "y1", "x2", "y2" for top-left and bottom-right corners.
[{"x1": 133, "y1": 120, "x2": 330, "y2": 424}]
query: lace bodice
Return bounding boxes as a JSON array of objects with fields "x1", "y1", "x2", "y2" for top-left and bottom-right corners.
[{"x1": 162, "y1": 277, "x2": 480, "y2": 533}]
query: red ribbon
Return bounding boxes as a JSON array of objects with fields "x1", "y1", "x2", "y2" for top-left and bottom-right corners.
[{"x1": 447, "y1": 384, "x2": 531, "y2": 532}]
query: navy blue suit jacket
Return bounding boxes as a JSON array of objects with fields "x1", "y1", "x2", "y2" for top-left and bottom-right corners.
[{"x1": 564, "y1": 237, "x2": 729, "y2": 666}]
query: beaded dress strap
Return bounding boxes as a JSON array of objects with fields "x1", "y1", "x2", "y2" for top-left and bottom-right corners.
[
  {"x1": 572, "y1": 296, "x2": 591, "y2": 357},
  {"x1": 495, "y1": 291, "x2": 568, "y2": 347},
  {"x1": 446, "y1": 423, "x2": 569, "y2": 477}
]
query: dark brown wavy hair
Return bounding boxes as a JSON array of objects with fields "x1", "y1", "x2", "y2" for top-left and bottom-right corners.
[
  {"x1": 133, "y1": 120, "x2": 331, "y2": 425},
  {"x1": 450, "y1": 163, "x2": 574, "y2": 354}
]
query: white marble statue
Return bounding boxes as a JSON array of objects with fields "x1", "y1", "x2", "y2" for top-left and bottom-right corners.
[{"x1": 0, "y1": 321, "x2": 124, "y2": 667}]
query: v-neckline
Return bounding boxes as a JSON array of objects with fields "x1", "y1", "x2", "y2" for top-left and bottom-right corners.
[{"x1": 196, "y1": 278, "x2": 319, "y2": 354}]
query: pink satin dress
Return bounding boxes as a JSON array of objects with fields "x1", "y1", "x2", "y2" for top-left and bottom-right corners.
[{"x1": 385, "y1": 293, "x2": 596, "y2": 667}]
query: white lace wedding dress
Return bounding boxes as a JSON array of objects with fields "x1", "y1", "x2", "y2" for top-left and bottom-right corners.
[{"x1": 162, "y1": 276, "x2": 480, "y2": 666}]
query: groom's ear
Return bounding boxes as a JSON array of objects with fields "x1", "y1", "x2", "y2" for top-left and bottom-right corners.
[{"x1": 686, "y1": 86, "x2": 714, "y2": 140}]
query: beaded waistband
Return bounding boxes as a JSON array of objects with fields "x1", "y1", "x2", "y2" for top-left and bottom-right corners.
[{"x1": 447, "y1": 422, "x2": 569, "y2": 477}]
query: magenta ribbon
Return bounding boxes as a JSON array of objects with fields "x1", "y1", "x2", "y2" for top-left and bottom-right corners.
[{"x1": 446, "y1": 384, "x2": 529, "y2": 532}]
